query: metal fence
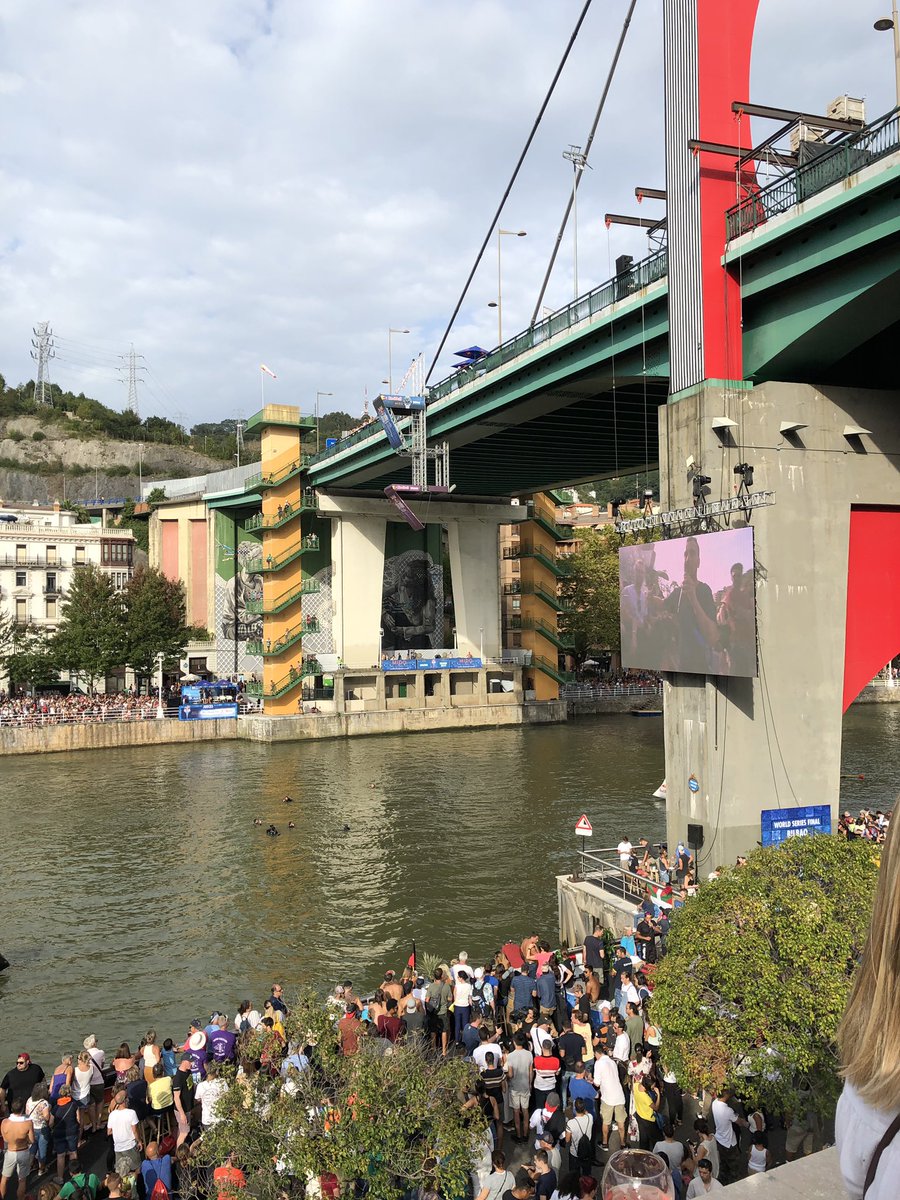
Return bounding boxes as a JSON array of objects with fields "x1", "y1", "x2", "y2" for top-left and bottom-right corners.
[
  {"x1": 561, "y1": 683, "x2": 662, "y2": 700},
  {"x1": 726, "y1": 107, "x2": 900, "y2": 240},
  {"x1": 0, "y1": 706, "x2": 182, "y2": 727}
]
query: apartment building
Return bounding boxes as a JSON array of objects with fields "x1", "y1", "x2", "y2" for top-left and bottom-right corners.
[{"x1": 0, "y1": 501, "x2": 135, "y2": 629}]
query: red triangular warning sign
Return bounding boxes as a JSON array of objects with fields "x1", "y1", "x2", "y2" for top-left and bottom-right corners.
[{"x1": 575, "y1": 814, "x2": 593, "y2": 835}]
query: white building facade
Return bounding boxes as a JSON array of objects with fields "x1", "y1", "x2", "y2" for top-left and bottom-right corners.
[{"x1": 0, "y1": 502, "x2": 135, "y2": 630}]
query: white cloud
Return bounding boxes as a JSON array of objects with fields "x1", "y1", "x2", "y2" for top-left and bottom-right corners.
[{"x1": 0, "y1": 0, "x2": 892, "y2": 428}]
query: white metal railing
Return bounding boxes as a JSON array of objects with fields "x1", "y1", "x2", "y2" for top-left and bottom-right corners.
[
  {"x1": 0, "y1": 706, "x2": 182, "y2": 728},
  {"x1": 562, "y1": 683, "x2": 662, "y2": 700}
]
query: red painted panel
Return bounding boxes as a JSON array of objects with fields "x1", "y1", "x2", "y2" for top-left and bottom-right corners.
[
  {"x1": 696, "y1": 0, "x2": 760, "y2": 381},
  {"x1": 189, "y1": 519, "x2": 208, "y2": 628},
  {"x1": 160, "y1": 520, "x2": 179, "y2": 584},
  {"x1": 843, "y1": 508, "x2": 900, "y2": 711}
]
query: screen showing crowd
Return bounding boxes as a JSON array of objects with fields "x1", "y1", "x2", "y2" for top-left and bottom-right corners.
[{"x1": 619, "y1": 527, "x2": 757, "y2": 677}]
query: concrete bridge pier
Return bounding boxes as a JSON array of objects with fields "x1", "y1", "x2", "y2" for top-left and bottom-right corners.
[
  {"x1": 318, "y1": 495, "x2": 520, "y2": 668},
  {"x1": 658, "y1": 380, "x2": 900, "y2": 871}
]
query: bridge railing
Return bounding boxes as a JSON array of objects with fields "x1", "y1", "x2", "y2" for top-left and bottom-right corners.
[
  {"x1": 726, "y1": 106, "x2": 900, "y2": 240},
  {"x1": 303, "y1": 246, "x2": 669, "y2": 470},
  {"x1": 428, "y1": 245, "x2": 669, "y2": 402}
]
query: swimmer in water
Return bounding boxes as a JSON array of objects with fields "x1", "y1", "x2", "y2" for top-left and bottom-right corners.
[
  {"x1": 288, "y1": 821, "x2": 295, "y2": 829},
  {"x1": 266, "y1": 824, "x2": 279, "y2": 837},
  {"x1": 282, "y1": 795, "x2": 294, "y2": 803}
]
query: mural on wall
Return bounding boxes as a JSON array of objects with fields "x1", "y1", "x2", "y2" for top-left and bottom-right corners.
[
  {"x1": 214, "y1": 510, "x2": 263, "y2": 678},
  {"x1": 381, "y1": 524, "x2": 444, "y2": 653},
  {"x1": 300, "y1": 517, "x2": 335, "y2": 659}
]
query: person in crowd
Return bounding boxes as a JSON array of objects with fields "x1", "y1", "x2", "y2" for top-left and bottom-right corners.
[
  {"x1": 710, "y1": 1086, "x2": 746, "y2": 1184},
  {"x1": 0, "y1": 1098, "x2": 34, "y2": 1200},
  {"x1": 837, "y1": 808, "x2": 900, "y2": 1199},
  {"x1": 26, "y1": 1082, "x2": 52, "y2": 1172},
  {"x1": 2, "y1": 1054, "x2": 45, "y2": 1111},
  {"x1": 51, "y1": 1083, "x2": 80, "y2": 1183},
  {"x1": 106, "y1": 1087, "x2": 142, "y2": 1176},
  {"x1": 686, "y1": 1159, "x2": 723, "y2": 1196},
  {"x1": 474, "y1": 1149, "x2": 514, "y2": 1200}
]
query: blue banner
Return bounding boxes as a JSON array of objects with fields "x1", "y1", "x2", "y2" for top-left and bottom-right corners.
[
  {"x1": 760, "y1": 804, "x2": 832, "y2": 847},
  {"x1": 382, "y1": 656, "x2": 483, "y2": 671},
  {"x1": 179, "y1": 703, "x2": 240, "y2": 721}
]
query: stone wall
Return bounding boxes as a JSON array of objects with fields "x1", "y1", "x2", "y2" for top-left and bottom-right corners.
[
  {"x1": 0, "y1": 718, "x2": 237, "y2": 757},
  {"x1": 0, "y1": 700, "x2": 568, "y2": 756}
]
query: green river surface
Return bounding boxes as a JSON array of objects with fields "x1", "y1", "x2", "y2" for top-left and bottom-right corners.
[{"x1": 0, "y1": 706, "x2": 896, "y2": 1064}]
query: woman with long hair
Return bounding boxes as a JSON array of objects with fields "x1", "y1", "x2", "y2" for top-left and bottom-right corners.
[{"x1": 837, "y1": 814, "x2": 900, "y2": 1198}]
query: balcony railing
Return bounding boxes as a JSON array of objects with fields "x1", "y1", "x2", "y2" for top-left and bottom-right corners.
[
  {"x1": 726, "y1": 105, "x2": 900, "y2": 239},
  {"x1": 244, "y1": 492, "x2": 319, "y2": 531},
  {"x1": 504, "y1": 543, "x2": 571, "y2": 576},
  {"x1": 260, "y1": 536, "x2": 321, "y2": 573},
  {"x1": 245, "y1": 617, "x2": 318, "y2": 658},
  {"x1": 243, "y1": 455, "x2": 314, "y2": 493},
  {"x1": 246, "y1": 578, "x2": 320, "y2": 615}
]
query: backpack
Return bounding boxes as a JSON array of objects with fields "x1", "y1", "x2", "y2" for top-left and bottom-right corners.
[
  {"x1": 572, "y1": 1116, "x2": 592, "y2": 1163},
  {"x1": 145, "y1": 1162, "x2": 170, "y2": 1200}
]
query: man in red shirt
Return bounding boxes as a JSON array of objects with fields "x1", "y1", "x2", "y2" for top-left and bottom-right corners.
[
  {"x1": 213, "y1": 1153, "x2": 245, "y2": 1200},
  {"x1": 376, "y1": 998, "x2": 404, "y2": 1043},
  {"x1": 337, "y1": 1005, "x2": 362, "y2": 1056},
  {"x1": 533, "y1": 1039, "x2": 561, "y2": 1112}
]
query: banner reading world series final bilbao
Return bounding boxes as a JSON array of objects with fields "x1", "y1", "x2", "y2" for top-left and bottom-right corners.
[
  {"x1": 760, "y1": 805, "x2": 833, "y2": 847},
  {"x1": 382, "y1": 656, "x2": 484, "y2": 672}
]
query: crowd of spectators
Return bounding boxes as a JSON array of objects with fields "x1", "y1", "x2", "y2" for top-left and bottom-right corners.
[
  {"x1": 838, "y1": 808, "x2": 892, "y2": 843},
  {"x1": 0, "y1": 692, "x2": 170, "y2": 727}
]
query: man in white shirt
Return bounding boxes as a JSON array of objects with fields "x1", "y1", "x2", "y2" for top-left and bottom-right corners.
[
  {"x1": 472, "y1": 1035, "x2": 505, "y2": 1073},
  {"x1": 617, "y1": 838, "x2": 633, "y2": 868},
  {"x1": 593, "y1": 1046, "x2": 627, "y2": 1150},
  {"x1": 710, "y1": 1087, "x2": 746, "y2": 1184},
  {"x1": 195, "y1": 1063, "x2": 228, "y2": 1129},
  {"x1": 450, "y1": 952, "x2": 470, "y2": 982},
  {"x1": 107, "y1": 1092, "x2": 141, "y2": 1175},
  {"x1": 686, "y1": 1160, "x2": 724, "y2": 1196}
]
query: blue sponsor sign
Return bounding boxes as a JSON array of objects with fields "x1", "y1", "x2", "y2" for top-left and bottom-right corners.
[
  {"x1": 760, "y1": 804, "x2": 832, "y2": 847},
  {"x1": 179, "y1": 703, "x2": 239, "y2": 721},
  {"x1": 382, "y1": 656, "x2": 483, "y2": 671}
]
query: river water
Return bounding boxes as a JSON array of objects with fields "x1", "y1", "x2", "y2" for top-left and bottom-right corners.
[{"x1": 0, "y1": 706, "x2": 895, "y2": 1064}]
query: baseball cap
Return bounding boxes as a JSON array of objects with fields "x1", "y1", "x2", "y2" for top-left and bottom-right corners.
[
  {"x1": 189, "y1": 1018, "x2": 202, "y2": 1029},
  {"x1": 406, "y1": 1000, "x2": 416, "y2": 1013}
]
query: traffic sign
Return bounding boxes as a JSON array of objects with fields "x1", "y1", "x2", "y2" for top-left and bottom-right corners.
[{"x1": 575, "y1": 814, "x2": 593, "y2": 837}]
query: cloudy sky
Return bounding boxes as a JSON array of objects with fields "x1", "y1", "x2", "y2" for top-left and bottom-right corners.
[{"x1": 0, "y1": 0, "x2": 893, "y2": 428}]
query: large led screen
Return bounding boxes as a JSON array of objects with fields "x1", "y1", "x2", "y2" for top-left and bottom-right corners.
[{"x1": 619, "y1": 527, "x2": 757, "y2": 677}]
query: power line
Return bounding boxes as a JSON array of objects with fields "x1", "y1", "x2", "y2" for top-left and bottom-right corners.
[
  {"x1": 424, "y1": 0, "x2": 596, "y2": 384},
  {"x1": 530, "y1": 0, "x2": 638, "y2": 325}
]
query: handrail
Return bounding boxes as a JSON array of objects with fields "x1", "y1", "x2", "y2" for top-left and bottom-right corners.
[
  {"x1": 246, "y1": 578, "x2": 320, "y2": 615},
  {"x1": 260, "y1": 536, "x2": 320, "y2": 573},
  {"x1": 726, "y1": 106, "x2": 900, "y2": 240},
  {"x1": 244, "y1": 494, "x2": 318, "y2": 531},
  {"x1": 305, "y1": 245, "x2": 669, "y2": 468}
]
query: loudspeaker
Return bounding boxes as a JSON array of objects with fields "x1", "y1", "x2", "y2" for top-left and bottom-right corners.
[{"x1": 687, "y1": 822, "x2": 705, "y2": 848}]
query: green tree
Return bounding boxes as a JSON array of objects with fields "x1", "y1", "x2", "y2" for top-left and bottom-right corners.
[
  {"x1": 123, "y1": 566, "x2": 189, "y2": 674},
  {"x1": 5, "y1": 625, "x2": 60, "y2": 691},
  {"x1": 558, "y1": 526, "x2": 624, "y2": 668},
  {"x1": 53, "y1": 564, "x2": 125, "y2": 689},
  {"x1": 650, "y1": 835, "x2": 879, "y2": 1117},
  {"x1": 201, "y1": 990, "x2": 483, "y2": 1200}
]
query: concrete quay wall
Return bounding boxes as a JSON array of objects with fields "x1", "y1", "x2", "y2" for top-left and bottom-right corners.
[
  {"x1": 0, "y1": 718, "x2": 237, "y2": 757},
  {"x1": 0, "y1": 701, "x2": 567, "y2": 756},
  {"x1": 567, "y1": 695, "x2": 663, "y2": 717},
  {"x1": 240, "y1": 700, "x2": 568, "y2": 743}
]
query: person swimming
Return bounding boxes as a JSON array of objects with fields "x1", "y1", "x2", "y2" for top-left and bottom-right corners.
[{"x1": 266, "y1": 825, "x2": 279, "y2": 837}]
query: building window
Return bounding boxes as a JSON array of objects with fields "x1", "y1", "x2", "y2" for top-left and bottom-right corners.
[
  {"x1": 15, "y1": 571, "x2": 26, "y2": 588},
  {"x1": 46, "y1": 545, "x2": 57, "y2": 565},
  {"x1": 75, "y1": 546, "x2": 86, "y2": 565},
  {"x1": 15, "y1": 598, "x2": 26, "y2": 624},
  {"x1": 512, "y1": 634, "x2": 522, "y2": 648},
  {"x1": 46, "y1": 598, "x2": 57, "y2": 621},
  {"x1": 512, "y1": 598, "x2": 521, "y2": 611},
  {"x1": 511, "y1": 561, "x2": 520, "y2": 573},
  {"x1": 16, "y1": 544, "x2": 26, "y2": 564},
  {"x1": 46, "y1": 572, "x2": 57, "y2": 594}
]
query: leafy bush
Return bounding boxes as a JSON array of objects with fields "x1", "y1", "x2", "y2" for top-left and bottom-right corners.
[{"x1": 31, "y1": 430, "x2": 46, "y2": 442}]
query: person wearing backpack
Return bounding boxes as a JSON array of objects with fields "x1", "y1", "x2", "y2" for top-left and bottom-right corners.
[
  {"x1": 140, "y1": 1141, "x2": 173, "y2": 1200},
  {"x1": 565, "y1": 1097, "x2": 595, "y2": 1172}
]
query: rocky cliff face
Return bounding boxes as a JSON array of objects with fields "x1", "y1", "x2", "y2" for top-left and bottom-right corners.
[{"x1": 0, "y1": 416, "x2": 226, "y2": 504}]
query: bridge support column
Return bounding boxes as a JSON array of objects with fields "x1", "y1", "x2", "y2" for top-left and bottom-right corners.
[
  {"x1": 446, "y1": 519, "x2": 502, "y2": 660},
  {"x1": 659, "y1": 381, "x2": 900, "y2": 870},
  {"x1": 330, "y1": 513, "x2": 387, "y2": 669}
]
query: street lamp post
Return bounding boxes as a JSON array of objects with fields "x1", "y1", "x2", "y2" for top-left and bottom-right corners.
[
  {"x1": 315, "y1": 391, "x2": 333, "y2": 454},
  {"x1": 875, "y1": 1, "x2": 900, "y2": 108},
  {"x1": 563, "y1": 145, "x2": 588, "y2": 299},
  {"x1": 387, "y1": 328, "x2": 410, "y2": 393},
  {"x1": 155, "y1": 651, "x2": 165, "y2": 719},
  {"x1": 487, "y1": 229, "x2": 527, "y2": 347}
]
